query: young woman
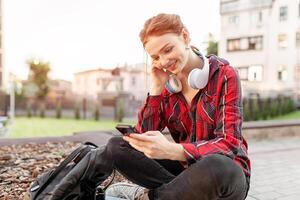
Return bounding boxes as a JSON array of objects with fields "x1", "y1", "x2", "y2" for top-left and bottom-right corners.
[{"x1": 50, "y1": 13, "x2": 250, "y2": 200}]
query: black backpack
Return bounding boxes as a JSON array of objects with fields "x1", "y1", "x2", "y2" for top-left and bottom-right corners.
[{"x1": 29, "y1": 142, "x2": 106, "y2": 200}]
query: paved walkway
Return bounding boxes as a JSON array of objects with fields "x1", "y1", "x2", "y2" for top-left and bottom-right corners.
[
  {"x1": 246, "y1": 137, "x2": 300, "y2": 200},
  {"x1": 1, "y1": 133, "x2": 300, "y2": 199}
]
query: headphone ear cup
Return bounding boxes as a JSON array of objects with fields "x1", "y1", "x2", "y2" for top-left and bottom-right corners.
[
  {"x1": 165, "y1": 76, "x2": 182, "y2": 94},
  {"x1": 187, "y1": 68, "x2": 199, "y2": 89},
  {"x1": 188, "y1": 68, "x2": 209, "y2": 90},
  {"x1": 188, "y1": 56, "x2": 210, "y2": 89}
]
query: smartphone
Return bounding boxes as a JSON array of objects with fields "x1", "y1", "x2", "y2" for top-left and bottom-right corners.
[{"x1": 115, "y1": 124, "x2": 137, "y2": 135}]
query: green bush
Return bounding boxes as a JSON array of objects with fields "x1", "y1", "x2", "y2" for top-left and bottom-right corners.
[
  {"x1": 56, "y1": 103, "x2": 62, "y2": 119},
  {"x1": 259, "y1": 98, "x2": 269, "y2": 120},
  {"x1": 74, "y1": 104, "x2": 81, "y2": 120},
  {"x1": 252, "y1": 98, "x2": 260, "y2": 120},
  {"x1": 286, "y1": 98, "x2": 296, "y2": 113},
  {"x1": 26, "y1": 103, "x2": 32, "y2": 118},
  {"x1": 39, "y1": 104, "x2": 45, "y2": 118},
  {"x1": 243, "y1": 98, "x2": 250, "y2": 121},
  {"x1": 278, "y1": 96, "x2": 284, "y2": 116},
  {"x1": 116, "y1": 99, "x2": 125, "y2": 122},
  {"x1": 243, "y1": 96, "x2": 295, "y2": 121},
  {"x1": 94, "y1": 104, "x2": 100, "y2": 121},
  {"x1": 269, "y1": 98, "x2": 279, "y2": 117},
  {"x1": 281, "y1": 97, "x2": 296, "y2": 114}
]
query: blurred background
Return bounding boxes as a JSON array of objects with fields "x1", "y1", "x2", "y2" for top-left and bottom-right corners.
[{"x1": 0, "y1": 0, "x2": 299, "y2": 138}]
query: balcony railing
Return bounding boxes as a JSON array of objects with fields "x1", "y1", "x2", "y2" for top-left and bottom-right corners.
[{"x1": 220, "y1": 0, "x2": 273, "y2": 14}]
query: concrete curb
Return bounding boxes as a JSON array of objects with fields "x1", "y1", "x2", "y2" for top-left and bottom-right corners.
[{"x1": 0, "y1": 131, "x2": 118, "y2": 147}]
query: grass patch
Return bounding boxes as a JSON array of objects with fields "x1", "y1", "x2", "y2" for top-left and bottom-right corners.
[
  {"x1": 269, "y1": 110, "x2": 300, "y2": 120},
  {"x1": 8, "y1": 117, "x2": 136, "y2": 138},
  {"x1": 8, "y1": 110, "x2": 300, "y2": 138}
]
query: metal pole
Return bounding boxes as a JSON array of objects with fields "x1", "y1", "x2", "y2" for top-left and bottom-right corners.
[{"x1": 10, "y1": 82, "x2": 15, "y2": 119}]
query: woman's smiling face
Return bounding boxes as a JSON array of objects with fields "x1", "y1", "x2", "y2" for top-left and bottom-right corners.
[{"x1": 144, "y1": 30, "x2": 190, "y2": 75}]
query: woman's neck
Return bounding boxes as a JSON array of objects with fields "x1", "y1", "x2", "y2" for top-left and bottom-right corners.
[{"x1": 177, "y1": 48, "x2": 204, "y2": 83}]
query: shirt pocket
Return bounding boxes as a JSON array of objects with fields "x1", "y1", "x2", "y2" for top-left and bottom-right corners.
[{"x1": 197, "y1": 92, "x2": 217, "y2": 125}]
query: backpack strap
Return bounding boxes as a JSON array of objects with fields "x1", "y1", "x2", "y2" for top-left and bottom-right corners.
[
  {"x1": 32, "y1": 142, "x2": 98, "y2": 199},
  {"x1": 74, "y1": 142, "x2": 97, "y2": 163}
]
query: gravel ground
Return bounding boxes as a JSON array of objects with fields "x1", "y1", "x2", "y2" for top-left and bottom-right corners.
[{"x1": 0, "y1": 142, "x2": 127, "y2": 200}]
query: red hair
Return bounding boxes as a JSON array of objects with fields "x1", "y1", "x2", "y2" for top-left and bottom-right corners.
[{"x1": 139, "y1": 13, "x2": 187, "y2": 46}]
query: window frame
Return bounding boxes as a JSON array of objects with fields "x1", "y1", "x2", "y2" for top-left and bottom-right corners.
[
  {"x1": 279, "y1": 6, "x2": 288, "y2": 21},
  {"x1": 278, "y1": 34, "x2": 288, "y2": 49},
  {"x1": 248, "y1": 65, "x2": 263, "y2": 82},
  {"x1": 227, "y1": 36, "x2": 263, "y2": 52},
  {"x1": 296, "y1": 32, "x2": 300, "y2": 48}
]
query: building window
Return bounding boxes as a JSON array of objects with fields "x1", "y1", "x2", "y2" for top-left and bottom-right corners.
[
  {"x1": 278, "y1": 34, "x2": 288, "y2": 49},
  {"x1": 237, "y1": 67, "x2": 248, "y2": 81},
  {"x1": 227, "y1": 36, "x2": 263, "y2": 52},
  {"x1": 249, "y1": 36, "x2": 262, "y2": 50},
  {"x1": 279, "y1": 6, "x2": 288, "y2": 21},
  {"x1": 248, "y1": 65, "x2": 263, "y2": 81},
  {"x1": 131, "y1": 77, "x2": 136, "y2": 86},
  {"x1": 240, "y1": 38, "x2": 249, "y2": 50},
  {"x1": 278, "y1": 66, "x2": 287, "y2": 81},
  {"x1": 296, "y1": 32, "x2": 300, "y2": 48},
  {"x1": 228, "y1": 15, "x2": 239, "y2": 25},
  {"x1": 252, "y1": 11, "x2": 263, "y2": 24},
  {"x1": 227, "y1": 39, "x2": 240, "y2": 51}
]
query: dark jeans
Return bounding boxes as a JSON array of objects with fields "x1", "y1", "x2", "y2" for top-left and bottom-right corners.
[{"x1": 106, "y1": 137, "x2": 250, "y2": 200}]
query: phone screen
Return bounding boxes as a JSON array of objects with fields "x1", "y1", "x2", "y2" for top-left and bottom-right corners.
[{"x1": 115, "y1": 124, "x2": 136, "y2": 135}]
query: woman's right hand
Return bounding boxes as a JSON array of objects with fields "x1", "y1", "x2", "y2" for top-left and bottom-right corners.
[{"x1": 149, "y1": 65, "x2": 169, "y2": 95}]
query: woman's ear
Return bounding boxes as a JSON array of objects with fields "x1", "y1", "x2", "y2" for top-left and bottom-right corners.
[{"x1": 181, "y1": 28, "x2": 190, "y2": 45}]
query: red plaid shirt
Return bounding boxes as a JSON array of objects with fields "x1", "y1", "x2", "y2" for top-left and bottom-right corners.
[{"x1": 135, "y1": 55, "x2": 251, "y2": 178}]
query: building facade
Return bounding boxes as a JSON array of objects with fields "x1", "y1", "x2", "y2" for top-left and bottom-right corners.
[
  {"x1": 47, "y1": 79, "x2": 73, "y2": 101},
  {"x1": 73, "y1": 64, "x2": 150, "y2": 117},
  {"x1": 219, "y1": 0, "x2": 300, "y2": 99},
  {"x1": 73, "y1": 63, "x2": 150, "y2": 102}
]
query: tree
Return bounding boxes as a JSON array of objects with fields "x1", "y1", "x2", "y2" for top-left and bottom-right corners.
[
  {"x1": 205, "y1": 33, "x2": 218, "y2": 56},
  {"x1": 27, "y1": 59, "x2": 51, "y2": 101},
  {"x1": 26, "y1": 59, "x2": 51, "y2": 117}
]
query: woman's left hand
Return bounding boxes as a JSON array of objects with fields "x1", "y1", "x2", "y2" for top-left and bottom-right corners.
[{"x1": 123, "y1": 131, "x2": 175, "y2": 160}]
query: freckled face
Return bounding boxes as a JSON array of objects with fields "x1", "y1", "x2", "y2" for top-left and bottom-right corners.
[{"x1": 145, "y1": 32, "x2": 189, "y2": 75}]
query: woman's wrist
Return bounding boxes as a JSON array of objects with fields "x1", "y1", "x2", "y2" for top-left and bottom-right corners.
[
  {"x1": 168, "y1": 143, "x2": 186, "y2": 161},
  {"x1": 150, "y1": 85, "x2": 164, "y2": 96}
]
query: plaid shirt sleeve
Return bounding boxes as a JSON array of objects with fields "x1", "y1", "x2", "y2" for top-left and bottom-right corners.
[
  {"x1": 135, "y1": 93, "x2": 166, "y2": 133},
  {"x1": 181, "y1": 67, "x2": 247, "y2": 165}
]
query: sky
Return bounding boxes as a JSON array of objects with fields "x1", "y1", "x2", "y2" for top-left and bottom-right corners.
[{"x1": 3, "y1": 0, "x2": 220, "y2": 81}]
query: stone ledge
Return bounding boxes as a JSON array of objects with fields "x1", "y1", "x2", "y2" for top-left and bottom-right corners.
[
  {"x1": 243, "y1": 119, "x2": 300, "y2": 129},
  {"x1": 242, "y1": 120, "x2": 300, "y2": 140},
  {"x1": 161, "y1": 119, "x2": 300, "y2": 141}
]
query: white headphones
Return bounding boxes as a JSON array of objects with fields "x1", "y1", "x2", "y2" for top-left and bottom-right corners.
[
  {"x1": 165, "y1": 46, "x2": 210, "y2": 94},
  {"x1": 165, "y1": 74, "x2": 183, "y2": 93},
  {"x1": 187, "y1": 47, "x2": 210, "y2": 90}
]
